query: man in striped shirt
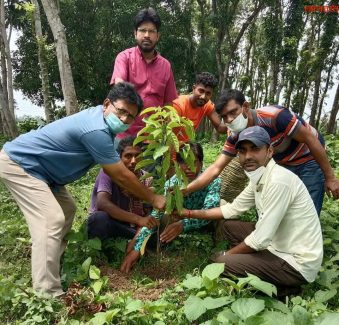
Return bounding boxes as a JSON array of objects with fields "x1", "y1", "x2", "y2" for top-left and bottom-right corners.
[{"x1": 185, "y1": 89, "x2": 339, "y2": 215}]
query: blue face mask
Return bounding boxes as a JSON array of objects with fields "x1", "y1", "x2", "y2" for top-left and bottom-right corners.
[{"x1": 104, "y1": 112, "x2": 130, "y2": 133}]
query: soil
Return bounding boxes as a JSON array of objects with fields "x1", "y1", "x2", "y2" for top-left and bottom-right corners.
[{"x1": 100, "y1": 257, "x2": 181, "y2": 301}]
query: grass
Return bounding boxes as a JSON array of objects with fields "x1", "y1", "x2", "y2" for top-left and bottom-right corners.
[{"x1": 0, "y1": 136, "x2": 339, "y2": 324}]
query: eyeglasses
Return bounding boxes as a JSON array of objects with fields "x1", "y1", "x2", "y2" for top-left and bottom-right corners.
[
  {"x1": 137, "y1": 28, "x2": 157, "y2": 35},
  {"x1": 111, "y1": 102, "x2": 136, "y2": 123}
]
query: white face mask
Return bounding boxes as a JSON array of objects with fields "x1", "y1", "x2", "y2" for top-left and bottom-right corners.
[
  {"x1": 226, "y1": 111, "x2": 248, "y2": 134},
  {"x1": 244, "y1": 166, "x2": 266, "y2": 185}
]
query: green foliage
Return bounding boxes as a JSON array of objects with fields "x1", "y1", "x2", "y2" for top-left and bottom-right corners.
[
  {"x1": 135, "y1": 105, "x2": 195, "y2": 214},
  {"x1": 17, "y1": 116, "x2": 45, "y2": 134}
]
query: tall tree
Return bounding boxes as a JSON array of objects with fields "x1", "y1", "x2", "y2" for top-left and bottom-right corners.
[
  {"x1": 32, "y1": 0, "x2": 53, "y2": 122},
  {"x1": 327, "y1": 83, "x2": 339, "y2": 134},
  {"x1": 40, "y1": 0, "x2": 77, "y2": 115},
  {"x1": 309, "y1": 2, "x2": 338, "y2": 126},
  {"x1": 0, "y1": 0, "x2": 18, "y2": 137}
]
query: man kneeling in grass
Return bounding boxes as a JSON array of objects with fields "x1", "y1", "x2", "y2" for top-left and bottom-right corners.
[
  {"x1": 176, "y1": 126, "x2": 323, "y2": 295},
  {"x1": 120, "y1": 142, "x2": 221, "y2": 273},
  {"x1": 87, "y1": 136, "x2": 158, "y2": 241}
]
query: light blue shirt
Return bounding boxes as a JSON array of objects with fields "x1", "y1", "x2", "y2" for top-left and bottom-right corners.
[{"x1": 4, "y1": 105, "x2": 120, "y2": 186}]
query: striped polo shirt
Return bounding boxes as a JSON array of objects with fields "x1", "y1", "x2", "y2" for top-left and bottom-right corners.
[{"x1": 222, "y1": 105, "x2": 322, "y2": 166}]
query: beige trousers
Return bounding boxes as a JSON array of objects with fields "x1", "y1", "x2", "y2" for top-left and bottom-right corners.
[{"x1": 0, "y1": 150, "x2": 76, "y2": 296}]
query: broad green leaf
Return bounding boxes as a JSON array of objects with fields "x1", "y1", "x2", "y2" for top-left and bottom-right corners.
[
  {"x1": 292, "y1": 305, "x2": 312, "y2": 325},
  {"x1": 135, "y1": 159, "x2": 154, "y2": 170},
  {"x1": 89, "y1": 265, "x2": 101, "y2": 279},
  {"x1": 202, "y1": 263, "x2": 225, "y2": 281},
  {"x1": 153, "y1": 145, "x2": 169, "y2": 160},
  {"x1": 125, "y1": 299, "x2": 143, "y2": 314},
  {"x1": 161, "y1": 153, "x2": 170, "y2": 177},
  {"x1": 174, "y1": 184, "x2": 183, "y2": 213},
  {"x1": 88, "y1": 238, "x2": 102, "y2": 250},
  {"x1": 170, "y1": 133, "x2": 180, "y2": 152},
  {"x1": 314, "y1": 288, "x2": 337, "y2": 303},
  {"x1": 217, "y1": 308, "x2": 239, "y2": 324},
  {"x1": 182, "y1": 275, "x2": 203, "y2": 290},
  {"x1": 200, "y1": 320, "x2": 220, "y2": 325},
  {"x1": 140, "y1": 106, "x2": 157, "y2": 116},
  {"x1": 259, "y1": 311, "x2": 294, "y2": 325},
  {"x1": 91, "y1": 279, "x2": 103, "y2": 294},
  {"x1": 184, "y1": 295, "x2": 207, "y2": 321},
  {"x1": 167, "y1": 121, "x2": 182, "y2": 129},
  {"x1": 315, "y1": 312, "x2": 339, "y2": 325},
  {"x1": 89, "y1": 309, "x2": 120, "y2": 325},
  {"x1": 316, "y1": 270, "x2": 339, "y2": 288},
  {"x1": 133, "y1": 135, "x2": 149, "y2": 145},
  {"x1": 231, "y1": 298, "x2": 265, "y2": 320},
  {"x1": 81, "y1": 257, "x2": 92, "y2": 274},
  {"x1": 264, "y1": 298, "x2": 290, "y2": 314},
  {"x1": 165, "y1": 192, "x2": 173, "y2": 215},
  {"x1": 203, "y1": 296, "x2": 234, "y2": 309},
  {"x1": 247, "y1": 274, "x2": 277, "y2": 297}
]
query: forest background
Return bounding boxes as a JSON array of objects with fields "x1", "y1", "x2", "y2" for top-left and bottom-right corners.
[
  {"x1": 0, "y1": 0, "x2": 339, "y2": 324},
  {"x1": 0, "y1": 0, "x2": 338, "y2": 137}
]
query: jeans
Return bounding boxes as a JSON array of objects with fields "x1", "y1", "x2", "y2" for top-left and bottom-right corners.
[
  {"x1": 87, "y1": 211, "x2": 137, "y2": 240},
  {"x1": 284, "y1": 159, "x2": 325, "y2": 216}
]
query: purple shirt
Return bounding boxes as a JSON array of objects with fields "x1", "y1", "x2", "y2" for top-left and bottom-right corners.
[
  {"x1": 110, "y1": 46, "x2": 178, "y2": 138},
  {"x1": 90, "y1": 169, "x2": 150, "y2": 217}
]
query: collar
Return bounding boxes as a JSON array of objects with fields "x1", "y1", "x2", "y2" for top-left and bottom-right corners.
[
  {"x1": 135, "y1": 46, "x2": 158, "y2": 63},
  {"x1": 256, "y1": 159, "x2": 276, "y2": 191}
]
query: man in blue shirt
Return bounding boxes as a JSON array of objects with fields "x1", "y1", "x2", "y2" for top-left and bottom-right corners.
[{"x1": 0, "y1": 82, "x2": 164, "y2": 297}]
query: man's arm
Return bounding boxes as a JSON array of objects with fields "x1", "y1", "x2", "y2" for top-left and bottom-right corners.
[
  {"x1": 110, "y1": 51, "x2": 129, "y2": 85},
  {"x1": 102, "y1": 161, "x2": 165, "y2": 210},
  {"x1": 185, "y1": 154, "x2": 232, "y2": 195},
  {"x1": 208, "y1": 111, "x2": 228, "y2": 134},
  {"x1": 97, "y1": 192, "x2": 158, "y2": 229},
  {"x1": 293, "y1": 125, "x2": 339, "y2": 199}
]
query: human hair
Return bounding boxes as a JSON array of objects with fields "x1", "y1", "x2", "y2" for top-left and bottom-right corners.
[
  {"x1": 107, "y1": 82, "x2": 143, "y2": 114},
  {"x1": 176, "y1": 142, "x2": 204, "y2": 164},
  {"x1": 134, "y1": 8, "x2": 161, "y2": 31},
  {"x1": 116, "y1": 136, "x2": 142, "y2": 157},
  {"x1": 195, "y1": 72, "x2": 218, "y2": 89},
  {"x1": 215, "y1": 89, "x2": 246, "y2": 114}
]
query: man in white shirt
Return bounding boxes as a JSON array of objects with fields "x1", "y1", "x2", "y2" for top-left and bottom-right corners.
[{"x1": 177, "y1": 126, "x2": 323, "y2": 293}]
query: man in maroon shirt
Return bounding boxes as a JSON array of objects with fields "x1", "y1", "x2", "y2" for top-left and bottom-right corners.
[{"x1": 110, "y1": 8, "x2": 178, "y2": 139}]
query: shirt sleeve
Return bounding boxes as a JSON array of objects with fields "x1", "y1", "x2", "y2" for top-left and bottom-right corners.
[
  {"x1": 110, "y1": 51, "x2": 129, "y2": 85},
  {"x1": 80, "y1": 130, "x2": 120, "y2": 165},
  {"x1": 276, "y1": 108, "x2": 301, "y2": 137},
  {"x1": 244, "y1": 182, "x2": 292, "y2": 251},
  {"x1": 96, "y1": 169, "x2": 113, "y2": 194},
  {"x1": 133, "y1": 209, "x2": 161, "y2": 251},
  {"x1": 182, "y1": 178, "x2": 221, "y2": 232},
  {"x1": 222, "y1": 134, "x2": 238, "y2": 157},
  {"x1": 221, "y1": 184, "x2": 255, "y2": 219},
  {"x1": 206, "y1": 102, "x2": 215, "y2": 117},
  {"x1": 163, "y1": 68, "x2": 178, "y2": 104}
]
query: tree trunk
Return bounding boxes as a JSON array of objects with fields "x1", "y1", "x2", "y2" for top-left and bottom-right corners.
[
  {"x1": 0, "y1": 0, "x2": 18, "y2": 138},
  {"x1": 40, "y1": 0, "x2": 78, "y2": 115},
  {"x1": 309, "y1": 69, "x2": 321, "y2": 126},
  {"x1": 316, "y1": 44, "x2": 339, "y2": 128},
  {"x1": 33, "y1": 0, "x2": 54, "y2": 123},
  {"x1": 327, "y1": 83, "x2": 339, "y2": 134}
]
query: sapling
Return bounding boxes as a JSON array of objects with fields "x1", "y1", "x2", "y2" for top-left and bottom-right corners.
[{"x1": 133, "y1": 105, "x2": 196, "y2": 257}]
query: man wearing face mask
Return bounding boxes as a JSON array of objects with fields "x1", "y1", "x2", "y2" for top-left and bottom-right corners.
[
  {"x1": 184, "y1": 89, "x2": 339, "y2": 216},
  {"x1": 0, "y1": 82, "x2": 165, "y2": 297},
  {"x1": 177, "y1": 126, "x2": 323, "y2": 295}
]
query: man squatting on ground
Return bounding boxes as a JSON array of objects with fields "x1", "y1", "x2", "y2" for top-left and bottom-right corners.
[
  {"x1": 87, "y1": 136, "x2": 158, "y2": 240},
  {"x1": 177, "y1": 126, "x2": 323, "y2": 294}
]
